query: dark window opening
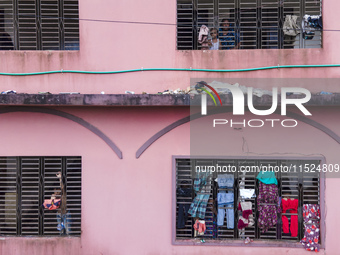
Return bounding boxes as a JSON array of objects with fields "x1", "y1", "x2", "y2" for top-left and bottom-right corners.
[
  {"x1": 0, "y1": 0, "x2": 80, "y2": 51},
  {"x1": 177, "y1": 0, "x2": 322, "y2": 50},
  {"x1": 175, "y1": 158, "x2": 321, "y2": 244},
  {"x1": 0, "y1": 156, "x2": 81, "y2": 236}
]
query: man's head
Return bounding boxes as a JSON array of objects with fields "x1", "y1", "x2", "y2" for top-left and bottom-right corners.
[{"x1": 221, "y1": 19, "x2": 230, "y2": 30}]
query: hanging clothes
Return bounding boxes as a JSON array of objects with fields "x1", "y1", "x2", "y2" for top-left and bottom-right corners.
[
  {"x1": 257, "y1": 182, "x2": 281, "y2": 233},
  {"x1": 188, "y1": 193, "x2": 210, "y2": 219},
  {"x1": 302, "y1": 15, "x2": 322, "y2": 40},
  {"x1": 281, "y1": 198, "x2": 299, "y2": 237},
  {"x1": 304, "y1": 15, "x2": 323, "y2": 29},
  {"x1": 217, "y1": 174, "x2": 234, "y2": 188},
  {"x1": 283, "y1": 15, "x2": 300, "y2": 36},
  {"x1": 256, "y1": 171, "x2": 278, "y2": 185},
  {"x1": 177, "y1": 186, "x2": 192, "y2": 229},
  {"x1": 193, "y1": 219, "x2": 206, "y2": 236},
  {"x1": 198, "y1": 25, "x2": 210, "y2": 50},
  {"x1": 205, "y1": 205, "x2": 218, "y2": 238},
  {"x1": 301, "y1": 204, "x2": 321, "y2": 252},
  {"x1": 239, "y1": 189, "x2": 255, "y2": 199},
  {"x1": 43, "y1": 199, "x2": 61, "y2": 210},
  {"x1": 237, "y1": 201, "x2": 254, "y2": 229},
  {"x1": 217, "y1": 192, "x2": 234, "y2": 228},
  {"x1": 189, "y1": 171, "x2": 211, "y2": 219}
]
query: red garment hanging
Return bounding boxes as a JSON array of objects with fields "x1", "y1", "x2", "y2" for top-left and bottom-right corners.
[{"x1": 282, "y1": 198, "x2": 299, "y2": 237}]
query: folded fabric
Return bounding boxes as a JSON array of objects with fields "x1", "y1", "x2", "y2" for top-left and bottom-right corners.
[
  {"x1": 43, "y1": 199, "x2": 61, "y2": 210},
  {"x1": 217, "y1": 174, "x2": 234, "y2": 188},
  {"x1": 237, "y1": 202, "x2": 254, "y2": 229},
  {"x1": 238, "y1": 215, "x2": 254, "y2": 229},
  {"x1": 283, "y1": 15, "x2": 300, "y2": 36},
  {"x1": 256, "y1": 171, "x2": 278, "y2": 185},
  {"x1": 238, "y1": 201, "x2": 252, "y2": 219},
  {"x1": 198, "y1": 25, "x2": 209, "y2": 43},
  {"x1": 198, "y1": 25, "x2": 210, "y2": 50},
  {"x1": 194, "y1": 219, "x2": 206, "y2": 236},
  {"x1": 217, "y1": 192, "x2": 234, "y2": 206},
  {"x1": 239, "y1": 189, "x2": 255, "y2": 199}
]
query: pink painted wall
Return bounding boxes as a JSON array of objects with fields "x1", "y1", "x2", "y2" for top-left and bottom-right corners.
[
  {"x1": 0, "y1": 0, "x2": 339, "y2": 254},
  {"x1": 0, "y1": 0, "x2": 340, "y2": 94},
  {"x1": 0, "y1": 107, "x2": 337, "y2": 254}
]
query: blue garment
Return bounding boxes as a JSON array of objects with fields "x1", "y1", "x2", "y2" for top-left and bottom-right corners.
[
  {"x1": 193, "y1": 171, "x2": 211, "y2": 193},
  {"x1": 217, "y1": 193, "x2": 234, "y2": 228},
  {"x1": 217, "y1": 174, "x2": 234, "y2": 188},
  {"x1": 205, "y1": 211, "x2": 218, "y2": 238},
  {"x1": 219, "y1": 28, "x2": 240, "y2": 50},
  {"x1": 256, "y1": 171, "x2": 278, "y2": 185},
  {"x1": 177, "y1": 204, "x2": 190, "y2": 229},
  {"x1": 190, "y1": 171, "x2": 211, "y2": 219},
  {"x1": 57, "y1": 211, "x2": 72, "y2": 234},
  {"x1": 188, "y1": 194, "x2": 210, "y2": 219}
]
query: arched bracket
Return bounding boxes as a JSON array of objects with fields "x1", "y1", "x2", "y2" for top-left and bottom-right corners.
[
  {"x1": 136, "y1": 107, "x2": 340, "y2": 158},
  {"x1": 0, "y1": 107, "x2": 123, "y2": 159}
]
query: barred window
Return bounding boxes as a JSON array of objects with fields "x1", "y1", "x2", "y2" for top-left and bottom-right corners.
[
  {"x1": 0, "y1": 156, "x2": 81, "y2": 236},
  {"x1": 177, "y1": 0, "x2": 322, "y2": 50},
  {"x1": 174, "y1": 158, "x2": 323, "y2": 246},
  {"x1": 0, "y1": 0, "x2": 79, "y2": 50}
]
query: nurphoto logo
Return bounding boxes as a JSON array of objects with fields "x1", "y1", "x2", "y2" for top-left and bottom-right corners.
[{"x1": 195, "y1": 81, "x2": 312, "y2": 128}]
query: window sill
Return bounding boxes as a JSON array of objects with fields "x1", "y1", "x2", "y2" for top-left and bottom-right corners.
[
  {"x1": 0, "y1": 236, "x2": 80, "y2": 240},
  {"x1": 176, "y1": 48, "x2": 323, "y2": 52},
  {"x1": 173, "y1": 238, "x2": 323, "y2": 248}
]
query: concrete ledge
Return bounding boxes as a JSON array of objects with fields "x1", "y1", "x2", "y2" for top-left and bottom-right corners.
[{"x1": 0, "y1": 94, "x2": 338, "y2": 106}]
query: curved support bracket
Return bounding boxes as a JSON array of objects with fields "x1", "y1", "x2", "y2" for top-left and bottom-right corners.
[
  {"x1": 136, "y1": 108, "x2": 340, "y2": 158},
  {"x1": 0, "y1": 107, "x2": 123, "y2": 159}
]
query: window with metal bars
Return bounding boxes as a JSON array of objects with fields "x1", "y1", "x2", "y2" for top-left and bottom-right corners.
[
  {"x1": 0, "y1": 0, "x2": 79, "y2": 50},
  {"x1": 175, "y1": 158, "x2": 322, "y2": 245},
  {"x1": 177, "y1": 0, "x2": 322, "y2": 50},
  {"x1": 0, "y1": 156, "x2": 81, "y2": 236}
]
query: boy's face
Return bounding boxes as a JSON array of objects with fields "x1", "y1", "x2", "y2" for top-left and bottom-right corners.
[{"x1": 210, "y1": 30, "x2": 217, "y2": 38}]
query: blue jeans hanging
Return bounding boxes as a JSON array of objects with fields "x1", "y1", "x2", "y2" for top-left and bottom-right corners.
[{"x1": 57, "y1": 211, "x2": 72, "y2": 234}]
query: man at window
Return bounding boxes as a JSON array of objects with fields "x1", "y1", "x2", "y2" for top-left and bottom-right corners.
[{"x1": 219, "y1": 19, "x2": 240, "y2": 50}]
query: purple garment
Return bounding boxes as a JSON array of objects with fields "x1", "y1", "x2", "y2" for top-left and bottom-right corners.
[
  {"x1": 301, "y1": 204, "x2": 320, "y2": 252},
  {"x1": 257, "y1": 182, "x2": 281, "y2": 233}
]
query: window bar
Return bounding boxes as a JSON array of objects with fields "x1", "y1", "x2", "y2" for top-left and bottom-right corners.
[
  {"x1": 233, "y1": 170, "x2": 238, "y2": 239},
  {"x1": 59, "y1": 0, "x2": 65, "y2": 50},
  {"x1": 193, "y1": 0, "x2": 198, "y2": 50},
  {"x1": 256, "y1": 0, "x2": 261, "y2": 49},
  {"x1": 16, "y1": 157, "x2": 22, "y2": 235},
  {"x1": 301, "y1": 0, "x2": 306, "y2": 48},
  {"x1": 13, "y1": 0, "x2": 19, "y2": 50},
  {"x1": 277, "y1": 167, "x2": 281, "y2": 240},
  {"x1": 36, "y1": 0, "x2": 42, "y2": 50},
  {"x1": 62, "y1": 157, "x2": 67, "y2": 217},
  {"x1": 39, "y1": 157, "x2": 44, "y2": 235},
  {"x1": 235, "y1": 0, "x2": 240, "y2": 50},
  {"x1": 278, "y1": 2, "x2": 283, "y2": 49}
]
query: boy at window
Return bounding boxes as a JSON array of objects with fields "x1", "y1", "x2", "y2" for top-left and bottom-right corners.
[
  {"x1": 208, "y1": 28, "x2": 219, "y2": 50},
  {"x1": 219, "y1": 19, "x2": 240, "y2": 50}
]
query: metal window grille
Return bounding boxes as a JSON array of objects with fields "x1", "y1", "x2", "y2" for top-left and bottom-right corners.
[
  {"x1": 0, "y1": 0, "x2": 79, "y2": 50},
  {"x1": 175, "y1": 158, "x2": 321, "y2": 242},
  {"x1": 177, "y1": 0, "x2": 322, "y2": 50},
  {"x1": 0, "y1": 156, "x2": 81, "y2": 236}
]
